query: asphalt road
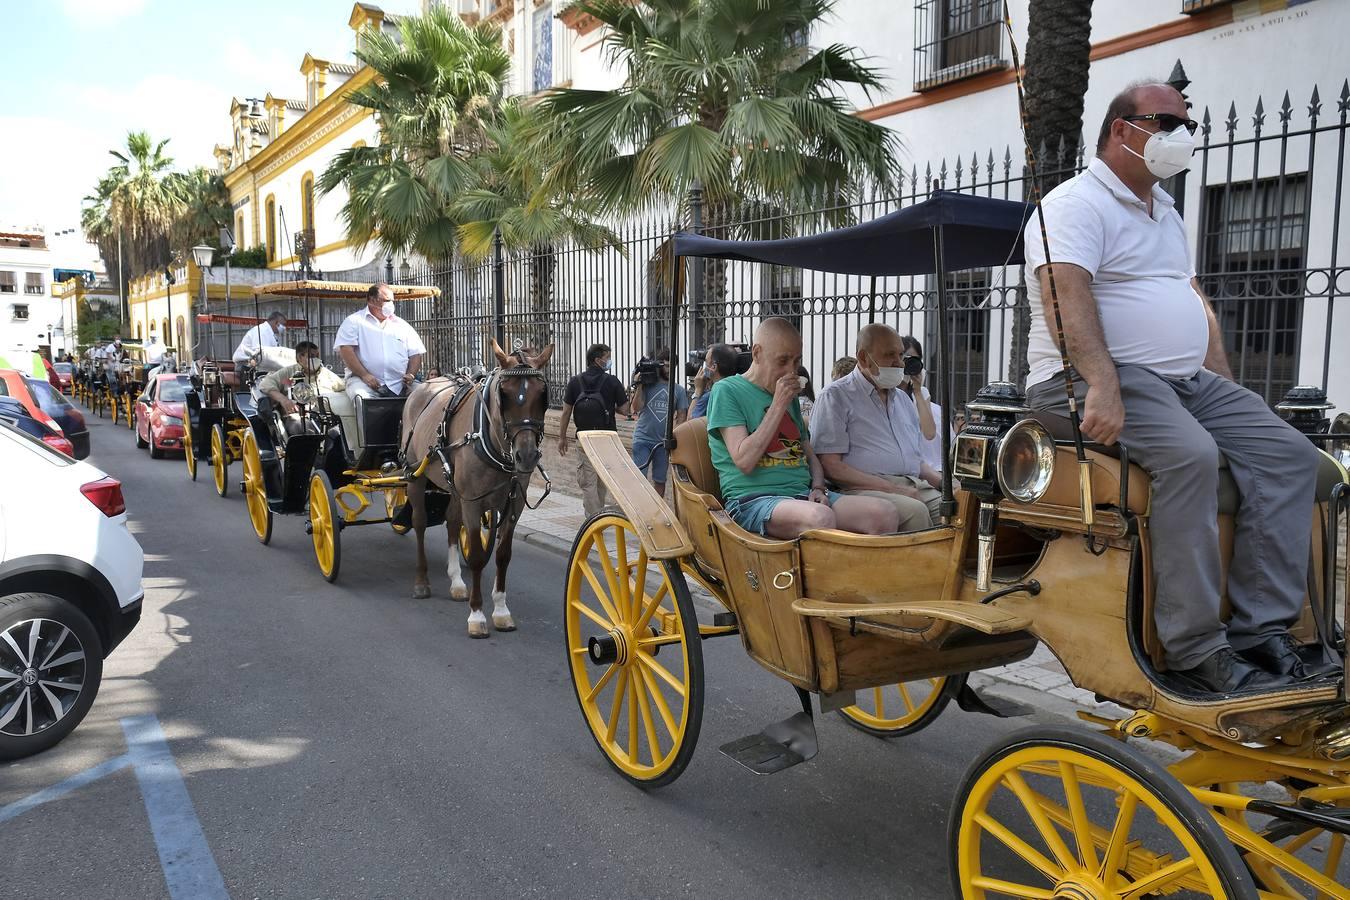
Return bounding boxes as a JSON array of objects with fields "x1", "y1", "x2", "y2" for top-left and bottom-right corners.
[{"x1": 6, "y1": 408, "x2": 1073, "y2": 900}]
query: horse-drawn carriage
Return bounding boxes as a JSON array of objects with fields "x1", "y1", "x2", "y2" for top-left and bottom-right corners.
[
  {"x1": 564, "y1": 192, "x2": 1350, "y2": 896},
  {"x1": 183, "y1": 351, "x2": 256, "y2": 496}
]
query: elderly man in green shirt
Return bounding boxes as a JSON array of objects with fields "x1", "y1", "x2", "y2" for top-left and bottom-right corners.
[{"x1": 706, "y1": 318, "x2": 897, "y2": 540}]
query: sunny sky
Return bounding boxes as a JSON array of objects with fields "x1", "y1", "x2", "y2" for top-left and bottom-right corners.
[{"x1": 0, "y1": 0, "x2": 383, "y2": 243}]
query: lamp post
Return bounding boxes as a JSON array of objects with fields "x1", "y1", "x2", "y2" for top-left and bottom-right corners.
[
  {"x1": 399, "y1": 258, "x2": 411, "y2": 282},
  {"x1": 163, "y1": 264, "x2": 176, "y2": 358},
  {"x1": 219, "y1": 227, "x2": 236, "y2": 360},
  {"x1": 385, "y1": 253, "x2": 394, "y2": 284},
  {"x1": 191, "y1": 245, "x2": 213, "y2": 364}
]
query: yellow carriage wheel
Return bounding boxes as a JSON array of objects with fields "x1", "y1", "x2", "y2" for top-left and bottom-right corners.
[
  {"x1": 839, "y1": 674, "x2": 964, "y2": 738},
  {"x1": 241, "y1": 430, "x2": 272, "y2": 545},
  {"x1": 308, "y1": 470, "x2": 341, "y2": 583},
  {"x1": 458, "y1": 512, "x2": 496, "y2": 559},
  {"x1": 110, "y1": 392, "x2": 120, "y2": 425},
  {"x1": 564, "y1": 512, "x2": 704, "y2": 789},
  {"x1": 123, "y1": 394, "x2": 134, "y2": 430},
  {"x1": 950, "y1": 725, "x2": 1254, "y2": 899},
  {"x1": 210, "y1": 423, "x2": 229, "y2": 497},
  {"x1": 183, "y1": 420, "x2": 197, "y2": 481}
]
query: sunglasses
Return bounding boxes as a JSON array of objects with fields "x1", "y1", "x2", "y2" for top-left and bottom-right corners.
[{"x1": 1120, "y1": 113, "x2": 1199, "y2": 136}]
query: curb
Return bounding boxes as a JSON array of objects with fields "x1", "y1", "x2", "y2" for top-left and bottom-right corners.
[{"x1": 517, "y1": 525, "x2": 576, "y2": 558}]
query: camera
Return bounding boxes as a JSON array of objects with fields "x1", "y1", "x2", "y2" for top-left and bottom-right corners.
[
  {"x1": 634, "y1": 357, "x2": 663, "y2": 386},
  {"x1": 904, "y1": 355, "x2": 924, "y2": 377},
  {"x1": 685, "y1": 343, "x2": 752, "y2": 377}
]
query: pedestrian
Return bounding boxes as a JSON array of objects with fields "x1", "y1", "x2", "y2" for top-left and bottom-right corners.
[
  {"x1": 558, "y1": 343, "x2": 631, "y2": 518},
  {"x1": 629, "y1": 349, "x2": 689, "y2": 498},
  {"x1": 690, "y1": 343, "x2": 739, "y2": 419}
]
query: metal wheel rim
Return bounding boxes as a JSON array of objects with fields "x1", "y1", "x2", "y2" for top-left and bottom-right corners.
[
  {"x1": 957, "y1": 744, "x2": 1233, "y2": 898},
  {"x1": 211, "y1": 427, "x2": 227, "y2": 496},
  {"x1": 840, "y1": 677, "x2": 949, "y2": 732},
  {"x1": 242, "y1": 431, "x2": 270, "y2": 542},
  {"x1": 565, "y1": 515, "x2": 694, "y2": 781},
  {"x1": 0, "y1": 617, "x2": 86, "y2": 738},
  {"x1": 309, "y1": 474, "x2": 337, "y2": 578}
]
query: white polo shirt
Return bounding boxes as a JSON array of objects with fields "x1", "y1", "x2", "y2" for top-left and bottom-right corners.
[
  {"x1": 333, "y1": 308, "x2": 426, "y2": 393},
  {"x1": 232, "y1": 323, "x2": 279, "y2": 365},
  {"x1": 1023, "y1": 157, "x2": 1209, "y2": 389},
  {"x1": 809, "y1": 367, "x2": 926, "y2": 478}
]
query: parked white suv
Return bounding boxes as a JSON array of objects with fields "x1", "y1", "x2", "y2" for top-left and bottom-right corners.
[{"x1": 0, "y1": 421, "x2": 144, "y2": 759}]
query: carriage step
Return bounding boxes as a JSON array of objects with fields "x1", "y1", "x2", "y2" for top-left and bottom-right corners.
[
  {"x1": 955, "y1": 683, "x2": 1034, "y2": 719},
  {"x1": 719, "y1": 711, "x2": 818, "y2": 775}
]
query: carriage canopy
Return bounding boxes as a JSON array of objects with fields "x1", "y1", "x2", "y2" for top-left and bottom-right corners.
[
  {"x1": 256, "y1": 280, "x2": 440, "y2": 301},
  {"x1": 671, "y1": 191, "x2": 1034, "y2": 276}
]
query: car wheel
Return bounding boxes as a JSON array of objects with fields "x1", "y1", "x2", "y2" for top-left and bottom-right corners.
[
  {"x1": 150, "y1": 432, "x2": 164, "y2": 459},
  {"x1": 135, "y1": 414, "x2": 148, "y2": 449},
  {"x1": 0, "y1": 592, "x2": 104, "y2": 761}
]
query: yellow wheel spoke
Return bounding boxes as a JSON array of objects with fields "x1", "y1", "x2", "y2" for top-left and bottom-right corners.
[
  {"x1": 629, "y1": 547, "x2": 648, "y2": 621},
  {"x1": 579, "y1": 559, "x2": 622, "y2": 626},
  {"x1": 973, "y1": 812, "x2": 1063, "y2": 882},
  {"x1": 873, "y1": 686, "x2": 885, "y2": 719},
  {"x1": 626, "y1": 668, "x2": 640, "y2": 764},
  {"x1": 1003, "y1": 772, "x2": 1078, "y2": 873},
  {"x1": 898, "y1": 681, "x2": 915, "y2": 713},
  {"x1": 636, "y1": 634, "x2": 683, "y2": 649},
  {"x1": 633, "y1": 667, "x2": 662, "y2": 767},
  {"x1": 968, "y1": 877, "x2": 1055, "y2": 899},
  {"x1": 1119, "y1": 856, "x2": 1199, "y2": 899},
  {"x1": 614, "y1": 529, "x2": 632, "y2": 619},
  {"x1": 632, "y1": 581, "x2": 671, "y2": 635},
  {"x1": 1323, "y1": 833, "x2": 1345, "y2": 891},
  {"x1": 637, "y1": 651, "x2": 685, "y2": 698},
  {"x1": 637, "y1": 664, "x2": 678, "y2": 740},
  {"x1": 595, "y1": 540, "x2": 627, "y2": 624},
  {"x1": 1098, "y1": 791, "x2": 1139, "y2": 887},
  {"x1": 583, "y1": 662, "x2": 619, "y2": 706},
  {"x1": 604, "y1": 667, "x2": 629, "y2": 744},
  {"x1": 570, "y1": 599, "x2": 611, "y2": 632},
  {"x1": 1059, "y1": 762, "x2": 1098, "y2": 872}
]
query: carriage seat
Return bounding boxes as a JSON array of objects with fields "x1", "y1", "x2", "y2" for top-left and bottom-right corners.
[
  {"x1": 322, "y1": 390, "x2": 362, "y2": 457},
  {"x1": 670, "y1": 417, "x2": 723, "y2": 504}
]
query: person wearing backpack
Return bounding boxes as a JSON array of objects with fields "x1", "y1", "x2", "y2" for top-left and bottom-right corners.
[{"x1": 558, "y1": 343, "x2": 632, "y2": 518}]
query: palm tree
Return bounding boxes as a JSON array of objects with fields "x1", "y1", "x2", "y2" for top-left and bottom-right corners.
[
  {"x1": 319, "y1": 5, "x2": 512, "y2": 262},
  {"x1": 169, "y1": 167, "x2": 231, "y2": 253},
  {"x1": 105, "y1": 131, "x2": 184, "y2": 274},
  {"x1": 532, "y1": 0, "x2": 901, "y2": 344}
]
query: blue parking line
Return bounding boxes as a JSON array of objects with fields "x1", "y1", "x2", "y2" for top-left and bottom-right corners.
[
  {"x1": 121, "y1": 715, "x2": 230, "y2": 900},
  {"x1": 0, "y1": 752, "x2": 131, "y2": 823}
]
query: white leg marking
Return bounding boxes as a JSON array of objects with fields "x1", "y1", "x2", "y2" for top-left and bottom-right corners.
[
  {"x1": 491, "y1": 590, "x2": 515, "y2": 631},
  {"x1": 449, "y1": 556, "x2": 468, "y2": 600}
]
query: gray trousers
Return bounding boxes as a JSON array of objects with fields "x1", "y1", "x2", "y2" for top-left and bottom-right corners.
[{"x1": 1027, "y1": 365, "x2": 1320, "y2": 669}]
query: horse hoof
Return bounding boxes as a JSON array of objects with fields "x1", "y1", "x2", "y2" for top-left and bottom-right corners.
[
  {"x1": 492, "y1": 614, "x2": 516, "y2": 632},
  {"x1": 468, "y1": 622, "x2": 490, "y2": 639},
  {"x1": 450, "y1": 585, "x2": 468, "y2": 601},
  {"x1": 412, "y1": 585, "x2": 431, "y2": 599}
]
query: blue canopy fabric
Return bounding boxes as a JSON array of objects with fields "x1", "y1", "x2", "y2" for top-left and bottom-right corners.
[{"x1": 672, "y1": 191, "x2": 1034, "y2": 277}]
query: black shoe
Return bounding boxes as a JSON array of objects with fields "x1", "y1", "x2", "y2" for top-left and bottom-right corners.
[
  {"x1": 1239, "y1": 633, "x2": 1342, "y2": 681},
  {"x1": 1168, "y1": 647, "x2": 1292, "y2": 695}
]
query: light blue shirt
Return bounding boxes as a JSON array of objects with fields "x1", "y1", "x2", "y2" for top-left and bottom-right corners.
[{"x1": 809, "y1": 366, "x2": 925, "y2": 477}]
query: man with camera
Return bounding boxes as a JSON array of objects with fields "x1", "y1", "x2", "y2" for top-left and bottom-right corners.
[
  {"x1": 707, "y1": 318, "x2": 897, "y2": 539},
  {"x1": 629, "y1": 349, "x2": 690, "y2": 498},
  {"x1": 690, "y1": 343, "x2": 743, "y2": 419},
  {"x1": 810, "y1": 324, "x2": 942, "y2": 532},
  {"x1": 559, "y1": 343, "x2": 632, "y2": 518}
]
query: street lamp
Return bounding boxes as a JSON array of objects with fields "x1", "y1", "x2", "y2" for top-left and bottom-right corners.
[
  {"x1": 164, "y1": 264, "x2": 176, "y2": 355},
  {"x1": 191, "y1": 245, "x2": 213, "y2": 363},
  {"x1": 385, "y1": 253, "x2": 394, "y2": 284},
  {"x1": 399, "y1": 258, "x2": 411, "y2": 282}
]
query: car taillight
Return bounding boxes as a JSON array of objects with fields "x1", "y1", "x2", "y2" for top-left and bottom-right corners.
[
  {"x1": 42, "y1": 434, "x2": 75, "y2": 456},
  {"x1": 81, "y1": 476, "x2": 126, "y2": 516}
]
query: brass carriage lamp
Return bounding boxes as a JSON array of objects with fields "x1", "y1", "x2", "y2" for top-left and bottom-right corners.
[{"x1": 956, "y1": 382, "x2": 1057, "y2": 592}]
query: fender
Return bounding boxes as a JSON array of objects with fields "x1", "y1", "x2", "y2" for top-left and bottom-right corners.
[
  {"x1": 0, "y1": 554, "x2": 142, "y2": 655},
  {"x1": 578, "y1": 430, "x2": 693, "y2": 560}
]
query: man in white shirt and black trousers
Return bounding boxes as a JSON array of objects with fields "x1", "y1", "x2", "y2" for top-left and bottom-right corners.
[
  {"x1": 1024, "y1": 79, "x2": 1337, "y2": 695},
  {"x1": 232, "y1": 311, "x2": 286, "y2": 366},
  {"x1": 334, "y1": 283, "x2": 426, "y2": 403}
]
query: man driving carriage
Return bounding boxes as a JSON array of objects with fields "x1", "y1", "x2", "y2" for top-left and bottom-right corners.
[
  {"x1": 334, "y1": 283, "x2": 426, "y2": 403},
  {"x1": 232, "y1": 310, "x2": 286, "y2": 366},
  {"x1": 256, "y1": 340, "x2": 342, "y2": 437},
  {"x1": 1024, "y1": 80, "x2": 1341, "y2": 694},
  {"x1": 706, "y1": 317, "x2": 898, "y2": 539}
]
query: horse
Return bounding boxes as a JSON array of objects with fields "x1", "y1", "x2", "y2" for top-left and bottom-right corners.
[{"x1": 400, "y1": 340, "x2": 554, "y2": 638}]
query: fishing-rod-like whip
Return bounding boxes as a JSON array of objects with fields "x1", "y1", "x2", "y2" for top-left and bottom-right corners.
[{"x1": 1001, "y1": 2, "x2": 1095, "y2": 528}]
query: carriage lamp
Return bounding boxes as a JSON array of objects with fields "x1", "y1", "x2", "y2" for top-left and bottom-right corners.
[
  {"x1": 955, "y1": 382, "x2": 1057, "y2": 591},
  {"x1": 1275, "y1": 385, "x2": 1335, "y2": 436},
  {"x1": 1331, "y1": 413, "x2": 1350, "y2": 471}
]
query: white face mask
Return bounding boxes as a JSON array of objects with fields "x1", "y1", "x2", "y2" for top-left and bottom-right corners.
[
  {"x1": 1123, "y1": 121, "x2": 1196, "y2": 179},
  {"x1": 870, "y1": 364, "x2": 906, "y2": 390},
  {"x1": 276, "y1": 324, "x2": 286, "y2": 335},
  {"x1": 380, "y1": 301, "x2": 395, "y2": 319}
]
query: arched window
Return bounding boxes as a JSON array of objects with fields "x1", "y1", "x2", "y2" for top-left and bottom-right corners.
[
  {"x1": 176, "y1": 316, "x2": 186, "y2": 354},
  {"x1": 265, "y1": 195, "x2": 277, "y2": 262},
  {"x1": 136, "y1": 323, "x2": 143, "y2": 339},
  {"x1": 301, "y1": 172, "x2": 315, "y2": 234},
  {"x1": 162, "y1": 319, "x2": 170, "y2": 343},
  {"x1": 237, "y1": 214, "x2": 245, "y2": 249}
]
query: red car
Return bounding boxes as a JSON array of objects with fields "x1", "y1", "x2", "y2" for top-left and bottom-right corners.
[
  {"x1": 0, "y1": 369, "x2": 89, "y2": 458},
  {"x1": 134, "y1": 373, "x2": 191, "y2": 459},
  {"x1": 52, "y1": 361, "x2": 74, "y2": 393}
]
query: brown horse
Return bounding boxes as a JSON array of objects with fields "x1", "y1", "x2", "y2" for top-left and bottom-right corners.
[{"x1": 401, "y1": 340, "x2": 553, "y2": 638}]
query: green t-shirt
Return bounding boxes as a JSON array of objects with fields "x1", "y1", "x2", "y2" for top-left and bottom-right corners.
[{"x1": 706, "y1": 374, "x2": 810, "y2": 502}]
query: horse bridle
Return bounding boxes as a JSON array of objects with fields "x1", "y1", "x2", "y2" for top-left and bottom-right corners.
[{"x1": 476, "y1": 351, "x2": 549, "y2": 470}]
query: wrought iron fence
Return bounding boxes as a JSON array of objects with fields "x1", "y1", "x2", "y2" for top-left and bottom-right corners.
[{"x1": 396, "y1": 79, "x2": 1350, "y2": 416}]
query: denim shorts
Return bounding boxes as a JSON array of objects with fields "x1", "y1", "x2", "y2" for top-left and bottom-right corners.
[
  {"x1": 631, "y1": 436, "x2": 669, "y2": 484},
  {"x1": 724, "y1": 491, "x2": 843, "y2": 536}
]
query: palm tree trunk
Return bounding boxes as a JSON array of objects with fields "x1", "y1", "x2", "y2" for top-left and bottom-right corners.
[{"x1": 1011, "y1": 0, "x2": 1093, "y2": 385}]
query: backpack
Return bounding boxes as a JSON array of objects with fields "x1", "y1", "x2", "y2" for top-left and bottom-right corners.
[{"x1": 572, "y1": 371, "x2": 615, "y2": 431}]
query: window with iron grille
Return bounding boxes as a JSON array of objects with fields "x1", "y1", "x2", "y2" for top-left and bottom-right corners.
[
  {"x1": 0, "y1": 271, "x2": 14, "y2": 293},
  {"x1": 1200, "y1": 174, "x2": 1309, "y2": 405},
  {"x1": 914, "y1": 0, "x2": 1006, "y2": 91},
  {"x1": 11, "y1": 303, "x2": 29, "y2": 321},
  {"x1": 762, "y1": 264, "x2": 804, "y2": 334},
  {"x1": 927, "y1": 268, "x2": 989, "y2": 413},
  {"x1": 25, "y1": 272, "x2": 43, "y2": 295}
]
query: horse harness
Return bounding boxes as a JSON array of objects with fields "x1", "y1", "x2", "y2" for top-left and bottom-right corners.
[{"x1": 413, "y1": 352, "x2": 553, "y2": 508}]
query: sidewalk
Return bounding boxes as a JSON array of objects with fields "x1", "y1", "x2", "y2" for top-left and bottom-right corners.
[{"x1": 514, "y1": 487, "x2": 1118, "y2": 715}]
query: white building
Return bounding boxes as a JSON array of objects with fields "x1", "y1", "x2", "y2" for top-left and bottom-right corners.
[{"x1": 0, "y1": 228, "x2": 59, "y2": 359}]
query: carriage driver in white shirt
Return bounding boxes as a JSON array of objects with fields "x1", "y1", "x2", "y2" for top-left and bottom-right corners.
[
  {"x1": 333, "y1": 283, "x2": 426, "y2": 403},
  {"x1": 232, "y1": 310, "x2": 286, "y2": 365}
]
